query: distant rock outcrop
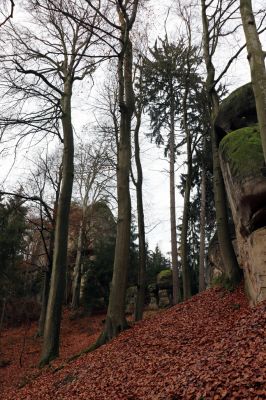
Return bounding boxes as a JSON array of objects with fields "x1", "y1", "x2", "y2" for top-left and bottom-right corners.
[
  {"x1": 215, "y1": 84, "x2": 266, "y2": 304},
  {"x1": 126, "y1": 269, "x2": 173, "y2": 314}
]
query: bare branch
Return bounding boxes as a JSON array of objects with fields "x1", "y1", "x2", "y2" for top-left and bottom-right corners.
[{"x1": 0, "y1": 0, "x2": 14, "y2": 28}]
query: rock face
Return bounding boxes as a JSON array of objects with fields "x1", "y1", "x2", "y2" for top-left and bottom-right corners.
[
  {"x1": 208, "y1": 230, "x2": 239, "y2": 283},
  {"x1": 216, "y1": 85, "x2": 266, "y2": 304},
  {"x1": 125, "y1": 286, "x2": 138, "y2": 314},
  {"x1": 125, "y1": 270, "x2": 173, "y2": 314},
  {"x1": 156, "y1": 270, "x2": 173, "y2": 307}
]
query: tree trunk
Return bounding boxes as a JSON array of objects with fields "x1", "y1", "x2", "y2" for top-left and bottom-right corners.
[
  {"x1": 201, "y1": 0, "x2": 240, "y2": 284},
  {"x1": 240, "y1": 0, "x2": 266, "y2": 162},
  {"x1": 40, "y1": 79, "x2": 74, "y2": 366},
  {"x1": 169, "y1": 92, "x2": 180, "y2": 305},
  {"x1": 180, "y1": 157, "x2": 192, "y2": 300},
  {"x1": 99, "y1": 34, "x2": 134, "y2": 343},
  {"x1": 134, "y1": 106, "x2": 146, "y2": 322},
  {"x1": 180, "y1": 62, "x2": 192, "y2": 301},
  {"x1": 211, "y1": 117, "x2": 240, "y2": 283},
  {"x1": 199, "y1": 160, "x2": 206, "y2": 292},
  {"x1": 71, "y1": 220, "x2": 84, "y2": 310},
  {"x1": 37, "y1": 199, "x2": 59, "y2": 337},
  {"x1": 37, "y1": 268, "x2": 51, "y2": 337}
]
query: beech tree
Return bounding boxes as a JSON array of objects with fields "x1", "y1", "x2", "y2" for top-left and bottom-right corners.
[
  {"x1": 28, "y1": 151, "x2": 62, "y2": 337},
  {"x1": 97, "y1": 0, "x2": 139, "y2": 344},
  {"x1": 201, "y1": 0, "x2": 241, "y2": 284},
  {"x1": 131, "y1": 59, "x2": 147, "y2": 321},
  {"x1": 71, "y1": 138, "x2": 115, "y2": 310},
  {"x1": 0, "y1": 0, "x2": 101, "y2": 365}
]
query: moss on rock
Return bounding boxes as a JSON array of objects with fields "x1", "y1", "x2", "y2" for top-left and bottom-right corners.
[
  {"x1": 157, "y1": 269, "x2": 172, "y2": 289},
  {"x1": 219, "y1": 125, "x2": 264, "y2": 182}
]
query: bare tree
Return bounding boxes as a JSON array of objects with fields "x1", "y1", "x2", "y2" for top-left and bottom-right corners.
[
  {"x1": 0, "y1": 0, "x2": 15, "y2": 28},
  {"x1": 0, "y1": 0, "x2": 105, "y2": 365},
  {"x1": 94, "y1": 0, "x2": 139, "y2": 345},
  {"x1": 131, "y1": 58, "x2": 147, "y2": 321},
  {"x1": 201, "y1": 0, "x2": 241, "y2": 283},
  {"x1": 71, "y1": 137, "x2": 115, "y2": 309}
]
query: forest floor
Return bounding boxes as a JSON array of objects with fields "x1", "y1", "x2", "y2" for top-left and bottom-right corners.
[{"x1": 1, "y1": 284, "x2": 266, "y2": 399}]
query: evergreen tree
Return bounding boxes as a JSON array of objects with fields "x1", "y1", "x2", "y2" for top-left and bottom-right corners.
[{"x1": 0, "y1": 193, "x2": 28, "y2": 298}]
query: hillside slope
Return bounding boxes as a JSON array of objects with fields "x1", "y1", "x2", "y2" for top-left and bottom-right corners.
[{"x1": 2, "y1": 285, "x2": 266, "y2": 400}]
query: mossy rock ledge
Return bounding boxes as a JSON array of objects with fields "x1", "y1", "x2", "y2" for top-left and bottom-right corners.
[
  {"x1": 219, "y1": 125, "x2": 264, "y2": 183},
  {"x1": 156, "y1": 269, "x2": 172, "y2": 290}
]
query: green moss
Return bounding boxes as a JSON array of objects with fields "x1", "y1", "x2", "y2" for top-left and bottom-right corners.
[
  {"x1": 211, "y1": 273, "x2": 235, "y2": 292},
  {"x1": 219, "y1": 125, "x2": 264, "y2": 181},
  {"x1": 156, "y1": 269, "x2": 172, "y2": 288},
  {"x1": 157, "y1": 269, "x2": 172, "y2": 280}
]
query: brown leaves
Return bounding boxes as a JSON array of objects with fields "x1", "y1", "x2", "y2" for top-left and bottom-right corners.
[{"x1": 2, "y1": 284, "x2": 266, "y2": 399}]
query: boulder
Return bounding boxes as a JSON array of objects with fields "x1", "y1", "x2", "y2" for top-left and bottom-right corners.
[
  {"x1": 217, "y1": 86, "x2": 266, "y2": 304},
  {"x1": 158, "y1": 289, "x2": 171, "y2": 308},
  {"x1": 208, "y1": 230, "x2": 239, "y2": 283},
  {"x1": 157, "y1": 269, "x2": 172, "y2": 290},
  {"x1": 147, "y1": 284, "x2": 159, "y2": 311},
  {"x1": 215, "y1": 83, "x2": 257, "y2": 141}
]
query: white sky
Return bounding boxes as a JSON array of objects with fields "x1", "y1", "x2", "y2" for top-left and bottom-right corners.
[{"x1": 0, "y1": 0, "x2": 265, "y2": 256}]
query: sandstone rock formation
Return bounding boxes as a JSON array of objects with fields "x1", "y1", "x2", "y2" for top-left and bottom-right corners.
[
  {"x1": 126, "y1": 269, "x2": 173, "y2": 314},
  {"x1": 216, "y1": 84, "x2": 266, "y2": 304}
]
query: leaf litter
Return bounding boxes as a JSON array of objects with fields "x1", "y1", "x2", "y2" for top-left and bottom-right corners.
[{"x1": 1, "y1": 284, "x2": 266, "y2": 399}]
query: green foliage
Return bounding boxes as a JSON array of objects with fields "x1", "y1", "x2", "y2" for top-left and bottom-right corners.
[
  {"x1": 157, "y1": 268, "x2": 172, "y2": 290},
  {"x1": 219, "y1": 125, "x2": 264, "y2": 181},
  {"x1": 146, "y1": 245, "x2": 170, "y2": 284},
  {"x1": 157, "y1": 269, "x2": 172, "y2": 279},
  {"x1": 211, "y1": 273, "x2": 235, "y2": 292},
  {"x1": 139, "y1": 36, "x2": 204, "y2": 151},
  {"x1": 82, "y1": 236, "x2": 116, "y2": 310},
  {"x1": 0, "y1": 193, "x2": 28, "y2": 299}
]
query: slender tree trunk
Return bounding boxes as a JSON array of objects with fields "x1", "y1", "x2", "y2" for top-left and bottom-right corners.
[
  {"x1": 40, "y1": 79, "x2": 74, "y2": 366},
  {"x1": 201, "y1": 0, "x2": 240, "y2": 284},
  {"x1": 180, "y1": 65, "x2": 192, "y2": 300},
  {"x1": 211, "y1": 99, "x2": 240, "y2": 282},
  {"x1": 99, "y1": 34, "x2": 134, "y2": 343},
  {"x1": 180, "y1": 156, "x2": 192, "y2": 300},
  {"x1": 37, "y1": 268, "x2": 51, "y2": 337},
  {"x1": 71, "y1": 220, "x2": 84, "y2": 310},
  {"x1": 199, "y1": 158, "x2": 206, "y2": 292},
  {"x1": 169, "y1": 91, "x2": 180, "y2": 305},
  {"x1": 37, "y1": 198, "x2": 59, "y2": 337},
  {"x1": 134, "y1": 107, "x2": 146, "y2": 322},
  {"x1": 240, "y1": 0, "x2": 266, "y2": 162}
]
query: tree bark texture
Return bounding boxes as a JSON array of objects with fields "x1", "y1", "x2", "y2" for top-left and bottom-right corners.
[
  {"x1": 240, "y1": 0, "x2": 266, "y2": 162},
  {"x1": 40, "y1": 79, "x2": 74, "y2": 366}
]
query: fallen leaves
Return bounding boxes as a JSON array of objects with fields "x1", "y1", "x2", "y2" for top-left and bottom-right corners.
[{"x1": 1, "y1": 284, "x2": 266, "y2": 399}]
